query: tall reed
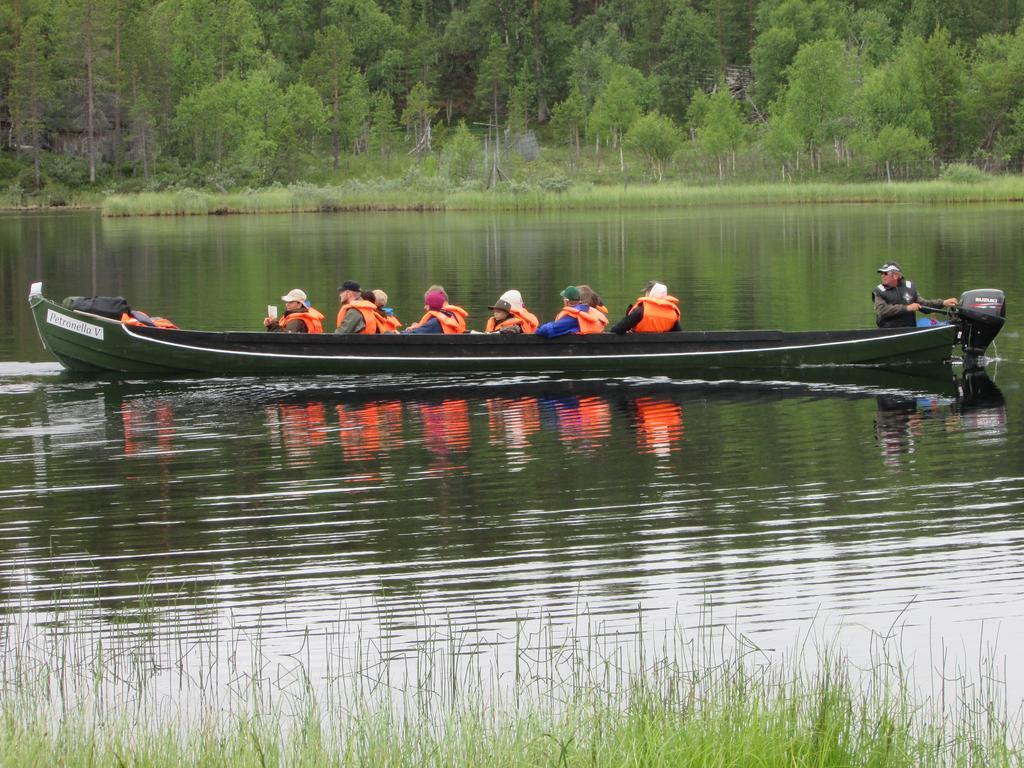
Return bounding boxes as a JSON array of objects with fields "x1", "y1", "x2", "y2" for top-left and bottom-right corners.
[{"x1": 0, "y1": 601, "x2": 1019, "y2": 766}]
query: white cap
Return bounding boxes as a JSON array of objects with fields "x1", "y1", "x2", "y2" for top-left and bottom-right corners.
[
  {"x1": 499, "y1": 289, "x2": 524, "y2": 308},
  {"x1": 281, "y1": 288, "x2": 307, "y2": 303},
  {"x1": 648, "y1": 282, "x2": 668, "y2": 299}
]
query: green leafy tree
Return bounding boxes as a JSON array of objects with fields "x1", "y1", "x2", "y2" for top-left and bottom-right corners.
[
  {"x1": 441, "y1": 119, "x2": 480, "y2": 181},
  {"x1": 506, "y1": 60, "x2": 535, "y2": 137},
  {"x1": 749, "y1": 0, "x2": 850, "y2": 109},
  {"x1": 550, "y1": 85, "x2": 586, "y2": 158},
  {"x1": 301, "y1": 25, "x2": 354, "y2": 169},
  {"x1": 589, "y1": 69, "x2": 641, "y2": 171},
  {"x1": 653, "y1": 1, "x2": 720, "y2": 121},
  {"x1": 340, "y1": 69, "x2": 370, "y2": 155},
  {"x1": 55, "y1": 0, "x2": 114, "y2": 183},
  {"x1": 759, "y1": 110, "x2": 803, "y2": 178},
  {"x1": 866, "y1": 125, "x2": 932, "y2": 181},
  {"x1": 174, "y1": 69, "x2": 324, "y2": 182},
  {"x1": 909, "y1": 28, "x2": 965, "y2": 159},
  {"x1": 696, "y1": 88, "x2": 748, "y2": 179},
  {"x1": 9, "y1": 15, "x2": 55, "y2": 188},
  {"x1": 857, "y1": 56, "x2": 932, "y2": 139},
  {"x1": 401, "y1": 80, "x2": 434, "y2": 155},
  {"x1": 778, "y1": 38, "x2": 858, "y2": 169},
  {"x1": 625, "y1": 112, "x2": 682, "y2": 181},
  {"x1": 962, "y1": 27, "x2": 1024, "y2": 154},
  {"x1": 368, "y1": 90, "x2": 397, "y2": 157},
  {"x1": 325, "y1": 0, "x2": 399, "y2": 92},
  {"x1": 476, "y1": 33, "x2": 509, "y2": 133},
  {"x1": 171, "y1": 0, "x2": 262, "y2": 96}
]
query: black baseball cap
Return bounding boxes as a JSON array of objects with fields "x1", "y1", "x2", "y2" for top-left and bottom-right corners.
[{"x1": 338, "y1": 280, "x2": 361, "y2": 292}]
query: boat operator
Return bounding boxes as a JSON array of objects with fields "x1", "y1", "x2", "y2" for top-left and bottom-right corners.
[
  {"x1": 264, "y1": 289, "x2": 324, "y2": 333},
  {"x1": 873, "y1": 262, "x2": 958, "y2": 328},
  {"x1": 609, "y1": 281, "x2": 681, "y2": 334}
]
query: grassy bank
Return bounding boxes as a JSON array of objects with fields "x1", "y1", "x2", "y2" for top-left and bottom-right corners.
[
  {"x1": 99, "y1": 177, "x2": 1024, "y2": 217},
  {"x1": 1, "y1": 608, "x2": 1018, "y2": 767}
]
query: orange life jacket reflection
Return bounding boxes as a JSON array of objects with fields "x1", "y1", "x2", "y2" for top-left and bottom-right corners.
[
  {"x1": 634, "y1": 398, "x2": 684, "y2": 455},
  {"x1": 409, "y1": 308, "x2": 464, "y2": 334},
  {"x1": 419, "y1": 399, "x2": 472, "y2": 457},
  {"x1": 120, "y1": 311, "x2": 179, "y2": 329},
  {"x1": 338, "y1": 401, "x2": 403, "y2": 462},
  {"x1": 631, "y1": 296, "x2": 680, "y2": 333},
  {"x1": 279, "y1": 307, "x2": 324, "y2": 334},
  {"x1": 336, "y1": 300, "x2": 379, "y2": 334},
  {"x1": 555, "y1": 305, "x2": 608, "y2": 334}
]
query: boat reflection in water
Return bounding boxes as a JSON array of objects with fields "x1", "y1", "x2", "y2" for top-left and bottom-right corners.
[
  {"x1": 874, "y1": 369, "x2": 1006, "y2": 467},
  {"x1": 106, "y1": 365, "x2": 1000, "y2": 471}
]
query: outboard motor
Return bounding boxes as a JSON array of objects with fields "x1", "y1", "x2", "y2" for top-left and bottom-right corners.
[{"x1": 956, "y1": 289, "x2": 1006, "y2": 367}]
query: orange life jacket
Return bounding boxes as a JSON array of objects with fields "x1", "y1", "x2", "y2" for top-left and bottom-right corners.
[
  {"x1": 631, "y1": 295, "x2": 681, "y2": 333},
  {"x1": 376, "y1": 311, "x2": 402, "y2": 333},
  {"x1": 409, "y1": 308, "x2": 464, "y2": 334},
  {"x1": 442, "y1": 303, "x2": 469, "y2": 333},
  {"x1": 336, "y1": 300, "x2": 379, "y2": 334},
  {"x1": 556, "y1": 305, "x2": 608, "y2": 335},
  {"x1": 486, "y1": 315, "x2": 526, "y2": 333},
  {"x1": 510, "y1": 305, "x2": 539, "y2": 333},
  {"x1": 278, "y1": 307, "x2": 324, "y2": 334},
  {"x1": 120, "y1": 311, "x2": 179, "y2": 329}
]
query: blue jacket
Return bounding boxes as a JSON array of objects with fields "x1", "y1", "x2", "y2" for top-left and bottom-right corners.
[{"x1": 535, "y1": 305, "x2": 594, "y2": 338}]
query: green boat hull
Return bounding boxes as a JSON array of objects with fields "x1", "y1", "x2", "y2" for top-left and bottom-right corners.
[{"x1": 31, "y1": 290, "x2": 962, "y2": 377}]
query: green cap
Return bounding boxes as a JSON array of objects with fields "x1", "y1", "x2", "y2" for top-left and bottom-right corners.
[{"x1": 560, "y1": 285, "x2": 580, "y2": 301}]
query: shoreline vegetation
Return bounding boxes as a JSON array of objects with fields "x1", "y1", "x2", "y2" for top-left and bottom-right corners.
[
  {"x1": 84, "y1": 177, "x2": 1024, "y2": 217},
  {"x1": 1, "y1": 608, "x2": 1019, "y2": 767}
]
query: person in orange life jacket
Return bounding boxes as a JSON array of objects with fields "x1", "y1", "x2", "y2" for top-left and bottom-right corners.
[
  {"x1": 372, "y1": 289, "x2": 402, "y2": 333},
  {"x1": 535, "y1": 285, "x2": 609, "y2": 338},
  {"x1": 335, "y1": 287, "x2": 380, "y2": 335},
  {"x1": 610, "y1": 281, "x2": 681, "y2": 334},
  {"x1": 493, "y1": 289, "x2": 540, "y2": 333},
  {"x1": 577, "y1": 284, "x2": 609, "y2": 315},
  {"x1": 425, "y1": 284, "x2": 469, "y2": 332},
  {"x1": 264, "y1": 289, "x2": 324, "y2": 333},
  {"x1": 485, "y1": 299, "x2": 525, "y2": 334},
  {"x1": 404, "y1": 290, "x2": 463, "y2": 334},
  {"x1": 872, "y1": 262, "x2": 958, "y2": 328},
  {"x1": 334, "y1": 280, "x2": 370, "y2": 333}
]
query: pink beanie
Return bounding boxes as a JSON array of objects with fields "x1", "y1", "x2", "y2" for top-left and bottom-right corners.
[{"x1": 425, "y1": 291, "x2": 446, "y2": 311}]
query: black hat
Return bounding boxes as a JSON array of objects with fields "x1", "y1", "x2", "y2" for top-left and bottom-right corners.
[
  {"x1": 488, "y1": 299, "x2": 513, "y2": 313},
  {"x1": 877, "y1": 262, "x2": 902, "y2": 274},
  {"x1": 338, "y1": 280, "x2": 361, "y2": 292}
]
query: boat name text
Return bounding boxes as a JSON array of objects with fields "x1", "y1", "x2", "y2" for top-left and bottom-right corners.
[{"x1": 46, "y1": 309, "x2": 105, "y2": 340}]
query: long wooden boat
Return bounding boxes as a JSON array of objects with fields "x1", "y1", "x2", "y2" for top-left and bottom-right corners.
[{"x1": 29, "y1": 283, "x2": 1004, "y2": 377}]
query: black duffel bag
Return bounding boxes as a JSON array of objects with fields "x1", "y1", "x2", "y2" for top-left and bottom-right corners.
[{"x1": 63, "y1": 295, "x2": 132, "y2": 320}]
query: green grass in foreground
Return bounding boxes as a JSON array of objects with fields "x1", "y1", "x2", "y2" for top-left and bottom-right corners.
[
  {"x1": 100, "y1": 177, "x2": 1024, "y2": 216},
  {"x1": 0, "y1": 607, "x2": 1019, "y2": 767}
]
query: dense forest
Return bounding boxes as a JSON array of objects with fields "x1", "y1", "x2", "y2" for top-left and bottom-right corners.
[{"x1": 3, "y1": 0, "x2": 1024, "y2": 197}]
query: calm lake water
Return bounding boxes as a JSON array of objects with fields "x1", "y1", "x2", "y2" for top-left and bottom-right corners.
[{"x1": 1, "y1": 207, "x2": 1022, "y2": 705}]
